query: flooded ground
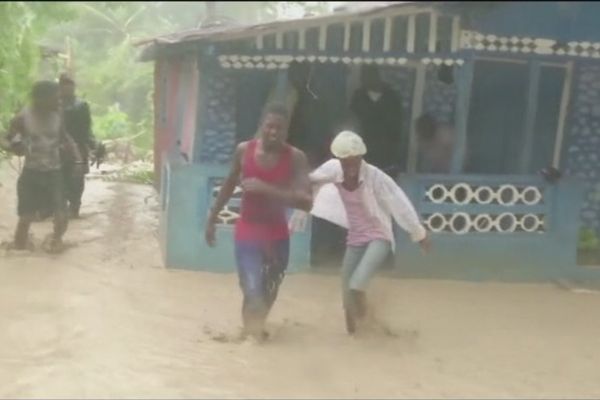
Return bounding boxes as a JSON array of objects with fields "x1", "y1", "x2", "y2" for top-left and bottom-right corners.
[{"x1": 2, "y1": 162, "x2": 600, "y2": 399}]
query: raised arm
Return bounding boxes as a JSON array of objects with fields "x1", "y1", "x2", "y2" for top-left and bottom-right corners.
[{"x1": 205, "y1": 142, "x2": 245, "y2": 246}]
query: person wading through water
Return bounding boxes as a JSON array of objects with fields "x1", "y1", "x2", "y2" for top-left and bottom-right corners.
[
  {"x1": 1, "y1": 81, "x2": 83, "y2": 253},
  {"x1": 37, "y1": 73, "x2": 104, "y2": 221},
  {"x1": 58, "y1": 73, "x2": 103, "y2": 219},
  {"x1": 205, "y1": 103, "x2": 312, "y2": 342},
  {"x1": 290, "y1": 131, "x2": 431, "y2": 334}
]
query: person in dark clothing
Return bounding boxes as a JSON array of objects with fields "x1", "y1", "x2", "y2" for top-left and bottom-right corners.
[
  {"x1": 349, "y1": 65, "x2": 404, "y2": 175},
  {"x1": 0, "y1": 81, "x2": 83, "y2": 252},
  {"x1": 286, "y1": 61, "x2": 331, "y2": 169},
  {"x1": 58, "y1": 73, "x2": 101, "y2": 218}
]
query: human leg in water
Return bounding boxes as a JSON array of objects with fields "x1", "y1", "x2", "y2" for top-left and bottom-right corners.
[
  {"x1": 341, "y1": 240, "x2": 391, "y2": 334},
  {"x1": 43, "y1": 172, "x2": 69, "y2": 253},
  {"x1": 262, "y1": 239, "x2": 290, "y2": 318},
  {"x1": 235, "y1": 239, "x2": 289, "y2": 341},
  {"x1": 14, "y1": 170, "x2": 42, "y2": 250}
]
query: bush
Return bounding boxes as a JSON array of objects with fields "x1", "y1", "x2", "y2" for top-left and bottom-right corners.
[
  {"x1": 94, "y1": 103, "x2": 132, "y2": 141},
  {"x1": 579, "y1": 228, "x2": 600, "y2": 251}
]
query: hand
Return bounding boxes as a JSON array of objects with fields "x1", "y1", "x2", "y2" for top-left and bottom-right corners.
[
  {"x1": 205, "y1": 221, "x2": 217, "y2": 247},
  {"x1": 288, "y1": 210, "x2": 309, "y2": 233},
  {"x1": 419, "y1": 234, "x2": 432, "y2": 255},
  {"x1": 241, "y1": 178, "x2": 271, "y2": 195}
]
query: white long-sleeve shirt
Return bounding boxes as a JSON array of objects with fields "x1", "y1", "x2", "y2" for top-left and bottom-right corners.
[{"x1": 290, "y1": 159, "x2": 427, "y2": 253}]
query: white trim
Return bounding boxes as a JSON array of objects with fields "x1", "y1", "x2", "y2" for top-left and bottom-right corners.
[
  {"x1": 275, "y1": 32, "x2": 283, "y2": 49},
  {"x1": 256, "y1": 35, "x2": 264, "y2": 50},
  {"x1": 473, "y1": 55, "x2": 528, "y2": 64},
  {"x1": 451, "y1": 16, "x2": 460, "y2": 51},
  {"x1": 362, "y1": 19, "x2": 371, "y2": 52},
  {"x1": 407, "y1": 63, "x2": 426, "y2": 173},
  {"x1": 343, "y1": 21, "x2": 351, "y2": 51},
  {"x1": 428, "y1": 12, "x2": 438, "y2": 53},
  {"x1": 383, "y1": 16, "x2": 392, "y2": 52},
  {"x1": 540, "y1": 61, "x2": 568, "y2": 68},
  {"x1": 217, "y1": 54, "x2": 441, "y2": 69},
  {"x1": 552, "y1": 61, "x2": 573, "y2": 168},
  {"x1": 299, "y1": 29, "x2": 306, "y2": 50},
  {"x1": 407, "y1": 14, "x2": 416, "y2": 53},
  {"x1": 462, "y1": 29, "x2": 600, "y2": 59},
  {"x1": 318, "y1": 25, "x2": 327, "y2": 51}
]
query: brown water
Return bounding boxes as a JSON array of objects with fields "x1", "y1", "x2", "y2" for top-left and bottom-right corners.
[{"x1": 1, "y1": 163, "x2": 600, "y2": 399}]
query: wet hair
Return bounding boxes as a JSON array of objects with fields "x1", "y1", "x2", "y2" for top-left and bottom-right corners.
[
  {"x1": 31, "y1": 80, "x2": 59, "y2": 101},
  {"x1": 416, "y1": 113, "x2": 438, "y2": 142},
  {"x1": 261, "y1": 103, "x2": 289, "y2": 122}
]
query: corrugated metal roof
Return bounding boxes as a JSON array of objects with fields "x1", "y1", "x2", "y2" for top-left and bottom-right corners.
[{"x1": 134, "y1": 2, "x2": 423, "y2": 49}]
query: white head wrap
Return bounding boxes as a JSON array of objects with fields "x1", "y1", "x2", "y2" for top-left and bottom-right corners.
[{"x1": 330, "y1": 130, "x2": 367, "y2": 159}]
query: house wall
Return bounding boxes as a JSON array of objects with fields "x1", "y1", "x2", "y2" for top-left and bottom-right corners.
[
  {"x1": 154, "y1": 56, "x2": 199, "y2": 185},
  {"x1": 194, "y1": 66, "x2": 237, "y2": 164},
  {"x1": 564, "y1": 63, "x2": 600, "y2": 234},
  {"x1": 453, "y1": 1, "x2": 600, "y2": 234}
]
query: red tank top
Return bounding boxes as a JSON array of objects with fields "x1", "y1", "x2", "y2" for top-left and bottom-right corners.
[{"x1": 235, "y1": 139, "x2": 293, "y2": 241}]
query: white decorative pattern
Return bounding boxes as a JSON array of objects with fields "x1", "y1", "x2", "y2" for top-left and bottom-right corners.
[
  {"x1": 423, "y1": 213, "x2": 546, "y2": 234},
  {"x1": 210, "y1": 182, "x2": 242, "y2": 225},
  {"x1": 422, "y1": 182, "x2": 546, "y2": 234},
  {"x1": 460, "y1": 30, "x2": 600, "y2": 59},
  {"x1": 424, "y1": 183, "x2": 543, "y2": 206},
  {"x1": 218, "y1": 54, "x2": 463, "y2": 69}
]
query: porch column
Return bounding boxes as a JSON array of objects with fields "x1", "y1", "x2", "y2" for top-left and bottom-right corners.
[
  {"x1": 450, "y1": 59, "x2": 474, "y2": 173},
  {"x1": 407, "y1": 63, "x2": 427, "y2": 173},
  {"x1": 519, "y1": 61, "x2": 541, "y2": 173}
]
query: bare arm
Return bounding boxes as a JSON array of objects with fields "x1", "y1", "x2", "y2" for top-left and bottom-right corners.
[
  {"x1": 288, "y1": 149, "x2": 313, "y2": 211},
  {"x1": 207, "y1": 142, "x2": 244, "y2": 225}
]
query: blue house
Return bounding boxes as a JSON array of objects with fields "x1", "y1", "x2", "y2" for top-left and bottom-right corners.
[{"x1": 138, "y1": 2, "x2": 600, "y2": 282}]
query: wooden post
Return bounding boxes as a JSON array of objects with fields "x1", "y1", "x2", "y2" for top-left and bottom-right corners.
[
  {"x1": 407, "y1": 63, "x2": 427, "y2": 173},
  {"x1": 519, "y1": 61, "x2": 541, "y2": 173},
  {"x1": 450, "y1": 59, "x2": 474, "y2": 173},
  {"x1": 552, "y1": 61, "x2": 574, "y2": 168}
]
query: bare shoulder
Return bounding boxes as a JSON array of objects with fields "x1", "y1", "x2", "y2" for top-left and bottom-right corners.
[{"x1": 234, "y1": 141, "x2": 250, "y2": 157}]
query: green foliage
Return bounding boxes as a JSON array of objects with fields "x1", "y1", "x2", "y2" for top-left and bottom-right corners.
[
  {"x1": 94, "y1": 104, "x2": 132, "y2": 140},
  {"x1": 0, "y1": 2, "x2": 76, "y2": 130},
  {"x1": 3, "y1": 2, "x2": 336, "y2": 157},
  {"x1": 579, "y1": 228, "x2": 600, "y2": 251}
]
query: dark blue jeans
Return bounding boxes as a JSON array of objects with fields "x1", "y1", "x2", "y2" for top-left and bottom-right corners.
[{"x1": 234, "y1": 238, "x2": 290, "y2": 332}]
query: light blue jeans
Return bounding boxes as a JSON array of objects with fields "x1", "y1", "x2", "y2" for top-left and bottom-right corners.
[{"x1": 341, "y1": 239, "x2": 392, "y2": 308}]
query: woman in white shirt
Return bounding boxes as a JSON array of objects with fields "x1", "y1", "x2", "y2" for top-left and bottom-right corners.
[{"x1": 291, "y1": 131, "x2": 431, "y2": 334}]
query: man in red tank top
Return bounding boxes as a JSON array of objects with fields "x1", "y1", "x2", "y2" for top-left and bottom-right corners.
[{"x1": 206, "y1": 103, "x2": 312, "y2": 341}]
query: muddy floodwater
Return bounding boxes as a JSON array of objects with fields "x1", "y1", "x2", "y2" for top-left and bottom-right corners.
[{"x1": 2, "y1": 163, "x2": 600, "y2": 399}]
